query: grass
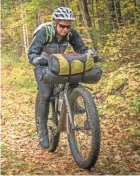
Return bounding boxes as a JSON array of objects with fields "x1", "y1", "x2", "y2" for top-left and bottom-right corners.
[
  {"x1": 2, "y1": 56, "x2": 37, "y2": 93},
  {"x1": 1, "y1": 142, "x2": 9, "y2": 157}
]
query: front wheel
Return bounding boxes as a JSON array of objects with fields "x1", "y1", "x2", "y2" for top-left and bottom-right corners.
[
  {"x1": 35, "y1": 92, "x2": 60, "y2": 152},
  {"x1": 67, "y1": 86, "x2": 100, "y2": 169}
]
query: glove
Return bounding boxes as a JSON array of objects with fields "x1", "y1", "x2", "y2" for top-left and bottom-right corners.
[
  {"x1": 86, "y1": 49, "x2": 100, "y2": 63},
  {"x1": 93, "y1": 56, "x2": 99, "y2": 63},
  {"x1": 87, "y1": 49, "x2": 96, "y2": 56},
  {"x1": 33, "y1": 57, "x2": 48, "y2": 66}
]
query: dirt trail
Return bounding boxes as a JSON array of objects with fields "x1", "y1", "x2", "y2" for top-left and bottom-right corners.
[{"x1": 1, "y1": 67, "x2": 139, "y2": 175}]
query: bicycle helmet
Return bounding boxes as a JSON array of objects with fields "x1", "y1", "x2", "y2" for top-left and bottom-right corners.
[{"x1": 53, "y1": 7, "x2": 75, "y2": 21}]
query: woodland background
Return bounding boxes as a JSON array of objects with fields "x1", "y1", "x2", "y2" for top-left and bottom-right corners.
[{"x1": 1, "y1": 0, "x2": 140, "y2": 175}]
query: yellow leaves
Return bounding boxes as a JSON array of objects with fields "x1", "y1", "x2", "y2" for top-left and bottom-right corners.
[
  {"x1": 131, "y1": 38, "x2": 137, "y2": 44},
  {"x1": 9, "y1": 63, "x2": 36, "y2": 93},
  {"x1": 128, "y1": 80, "x2": 139, "y2": 91},
  {"x1": 106, "y1": 95, "x2": 124, "y2": 105},
  {"x1": 100, "y1": 24, "x2": 140, "y2": 63},
  {"x1": 41, "y1": 14, "x2": 52, "y2": 22},
  {"x1": 2, "y1": 62, "x2": 140, "y2": 175},
  {"x1": 99, "y1": 114, "x2": 139, "y2": 174},
  {"x1": 92, "y1": 61, "x2": 139, "y2": 119}
]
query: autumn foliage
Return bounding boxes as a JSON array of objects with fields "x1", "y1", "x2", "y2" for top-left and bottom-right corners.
[{"x1": 1, "y1": 0, "x2": 140, "y2": 175}]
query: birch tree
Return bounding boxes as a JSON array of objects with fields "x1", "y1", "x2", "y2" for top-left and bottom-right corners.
[{"x1": 19, "y1": 0, "x2": 29, "y2": 57}]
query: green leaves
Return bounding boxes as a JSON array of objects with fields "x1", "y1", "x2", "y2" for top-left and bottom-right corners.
[
  {"x1": 92, "y1": 62, "x2": 139, "y2": 118},
  {"x1": 100, "y1": 24, "x2": 140, "y2": 63}
]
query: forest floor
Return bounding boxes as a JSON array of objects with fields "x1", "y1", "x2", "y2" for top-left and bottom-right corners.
[{"x1": 1, "y1": 65, "x2": 140, "y2": 175}]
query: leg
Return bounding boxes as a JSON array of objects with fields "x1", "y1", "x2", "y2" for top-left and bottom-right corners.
[{"x1": 34, "y1": 66, "x2": 53, "y2": 148}]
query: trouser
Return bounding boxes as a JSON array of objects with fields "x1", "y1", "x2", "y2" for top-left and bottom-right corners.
[{"x1": 34, "y1": 66, "x2": 53, "y2": 134}]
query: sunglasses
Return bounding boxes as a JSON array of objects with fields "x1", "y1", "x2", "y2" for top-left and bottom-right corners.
[{"x1": 58, "y1": 24, "x2": 71, "y2": 29}]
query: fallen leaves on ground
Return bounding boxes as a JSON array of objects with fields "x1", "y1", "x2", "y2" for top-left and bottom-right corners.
[{"x1": 1, "y1": 66, "x2": 140, "y2": 175}]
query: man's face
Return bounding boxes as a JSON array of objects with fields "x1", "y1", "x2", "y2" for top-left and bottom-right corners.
[{"x1": 56, "y1": 20, "x2": 73, "y2": 36}]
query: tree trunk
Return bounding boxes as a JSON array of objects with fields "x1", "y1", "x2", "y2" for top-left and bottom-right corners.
[
  {"x1": 133, "y1": 0, "x2": 139, "y2": 24},
  {"x1": 108, "y1": 0, "x2": 122, "y2": 28},
  {"x1": 77, "y1": 5, "x2": 83, "y2": 27},
  {"x1": 116, "y1": 0, "x2": 122, "y2": 24},
  {"x1": 91, "y1": 0, "x2": 96, "y2": 29},
  {"x1": 19, "y1": 0, "x2": 29, "y2": 57},
  {"x1": 37, "y1": 10, "x2": 42, "y2": 25},
  {"x1": 108, "y1": 0, "x2": 116, "y2": 28},
  {"x1": 113, "y1": 0, "x2": 120, "y2": 28},
  {"x1": 96, "y1": 0, "x2": 102, "y2": 29},
  {"x1": 82, "y1": 0, "x2": 92, "y2": 27},
  {"x1": 24, "y1": 11, "x2": 29, "y2": 48},
  {"x1": 78, "y1": 0, "x2": 94, "y2": 49}
]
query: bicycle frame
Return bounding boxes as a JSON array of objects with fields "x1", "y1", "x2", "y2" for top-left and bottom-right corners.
[
  {"x1": 52, "y1": 83, "x2": 80, "y2": 133},
  {"x1": 36, "y1": 81, "x2": 100, "y2": 169}
]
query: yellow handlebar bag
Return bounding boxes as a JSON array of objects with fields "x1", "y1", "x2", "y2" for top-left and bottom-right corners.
[{"x1": 48, "y1": 53, "x2": 94, "y2": 76}]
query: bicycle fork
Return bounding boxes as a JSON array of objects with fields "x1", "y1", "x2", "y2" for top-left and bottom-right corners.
[{"x1": 63, "y1": 85, "x2": 79, "y2": 131}]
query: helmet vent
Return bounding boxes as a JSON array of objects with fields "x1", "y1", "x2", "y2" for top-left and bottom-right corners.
[{"x1": 53, "y1": 7, "x2": 75, "y2": 21}]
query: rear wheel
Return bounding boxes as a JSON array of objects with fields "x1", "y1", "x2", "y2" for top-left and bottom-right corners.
[
  {"x1": 67, "y1": 86, "x2": 100, "y2": 169},
  {"x1": 35, "y1": 92, "x2": 60, "y2": 152}
]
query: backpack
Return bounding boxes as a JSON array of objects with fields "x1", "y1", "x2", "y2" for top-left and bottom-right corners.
[{"x1": 33, "y1": 22, "x2": 72, "y2": 46}]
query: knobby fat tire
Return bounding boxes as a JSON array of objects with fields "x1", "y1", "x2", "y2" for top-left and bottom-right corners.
[{"x1": 67, "y1": 86, "x2": 100, "y2": 169}]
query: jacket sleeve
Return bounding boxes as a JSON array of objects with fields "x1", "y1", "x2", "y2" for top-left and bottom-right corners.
[
  {"x1": 69, "y1": 29, "x2": 89, "y2": 54},
  {"x1": 28, "y1": 27, "x2": 46, "y2": 65}
]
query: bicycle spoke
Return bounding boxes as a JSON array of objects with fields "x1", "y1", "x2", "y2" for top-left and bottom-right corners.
[{"x1": 71, "y1": 96, "x2": 93, "y2": 161}]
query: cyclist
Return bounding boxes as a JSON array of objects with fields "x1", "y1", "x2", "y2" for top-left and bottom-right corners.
[{"x1": 28, "y1": 7, "x2": 99, "y2": 149}]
